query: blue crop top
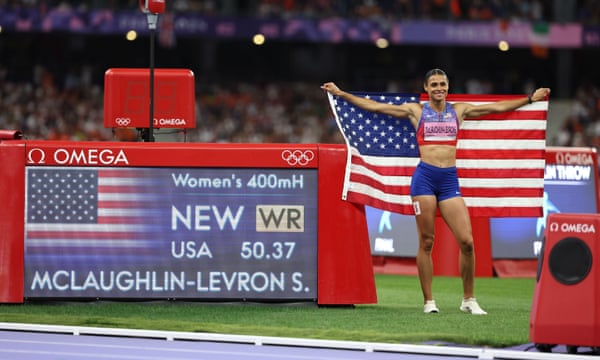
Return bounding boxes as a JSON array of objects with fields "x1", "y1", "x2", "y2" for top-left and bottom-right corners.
[{"x1": 416, "y1": 103, "x2": 459, "y2": 147}]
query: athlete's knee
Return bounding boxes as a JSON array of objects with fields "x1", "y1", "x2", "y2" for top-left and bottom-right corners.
[
  {"x1": 420, "y1": 234, "x2": 435, "y2": 253},
  {"x1": 457, "y1": 237, "x2": 474, "y2": 254}
]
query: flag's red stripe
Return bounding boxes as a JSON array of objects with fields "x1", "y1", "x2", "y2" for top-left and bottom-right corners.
[
  {"x1": 26, "y1": 231, "x2": 152, "y2": 239},
  {"x1": 97, "y1": 216, "x2": 152, "y2": 224},
  {"x1": 457, "y1": 149, "x2": 545, "y2": 159},
  {"x1": 349, "y1": 173, "x2": 411, "y2": 194},
  {"x1": 98, "y1": 186, "x2": 155, "y2": 193},
  {"x1": 352, "y1": 156, "x2": 416, "y2": 176},
  {"x1": 457, "y1": 168, "x2": 544, "y2": 178},
  {"x1": 461, "y1": 187, "x2": 543, "y2": 197},
  {"x1": 466, "y1": 206, "x2": 543, "y2": 218},
  {"x1": 460, "y1": 129, "x2": 546, "y2": 139},
  {"x1": 346, "y1": 192, "x2": 414, "y2": 215},
  {"x1": 98, "y1": 201, "x2": 156, "y2": 209},
  {"x1": 465, "y1": 111, "x2": 547, "y2": 120}
]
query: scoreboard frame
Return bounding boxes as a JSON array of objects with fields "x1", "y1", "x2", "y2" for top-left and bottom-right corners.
[{"x1": 0, "y1": 140, "x2": 377, "y2": 305}]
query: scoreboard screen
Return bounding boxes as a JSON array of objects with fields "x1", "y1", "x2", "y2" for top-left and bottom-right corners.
[
  {"x1": 103, "y1": 68, "x2": 195, "y2": 129},
  {"x1": 490, "y1": 148, "x2": 599, "y2": 259},
  {"x1": 24, "y1": 166, "x2": 318, "y2": 300}
]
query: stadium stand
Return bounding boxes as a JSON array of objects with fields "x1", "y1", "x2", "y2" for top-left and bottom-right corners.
[{"x1": 0, "y1": 1, "x2": 598, "y2": 151}]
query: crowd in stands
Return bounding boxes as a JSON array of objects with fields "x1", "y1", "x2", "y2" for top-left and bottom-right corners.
[
  {"x1": 0, "y1": 65, "x2": 344, "y2": 144},
  {"x1": 2, "y1": 62, "x2": 600, "y2": 151},
  {"x1": 189, "y1": 81, "x2": 344, "y2": 144},
  {"x1": 4, "y1": 0, "x2": 600, "y2": 24},
  {"x1": 553, "y1": 80, "x2": 600, "y2": 149},
  {"x1": 1, "y1": 1, "x2": 599, "y2": 149}
]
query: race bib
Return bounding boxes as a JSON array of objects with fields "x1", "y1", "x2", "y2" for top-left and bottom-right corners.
[{"x1": 423, "y1": 121, "x2": 457, "y2": 141}]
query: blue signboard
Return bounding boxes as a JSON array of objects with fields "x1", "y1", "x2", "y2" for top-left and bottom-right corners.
[
  {"x1": 490, "y1": 163, "x2": 598, "y2": 259},
  {"x1": 24, "y1": 167, "x2": 318, "y2": 300}
]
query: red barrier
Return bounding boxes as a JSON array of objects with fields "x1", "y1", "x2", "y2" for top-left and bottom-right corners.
[
  {"x1": 317, "y1": 146, "x2": 377, "y2": 304},
  {"x1": 431, "y1": 217, "x2": 493, "y2": 277},
  {"x1": 0, "y1": 130, "x2": 23, "y2": 140},
  {"x1": 0, "y1": 142, "x2": 25, "y2": 303}
]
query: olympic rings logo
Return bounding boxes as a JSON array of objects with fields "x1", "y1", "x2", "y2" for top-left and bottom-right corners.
[
  {"x1": 115, "y1": 117, "x2": 131, "y2": 127},
  {"x1": 281, "y1": 150, "x2": 315, "y2": 166}
]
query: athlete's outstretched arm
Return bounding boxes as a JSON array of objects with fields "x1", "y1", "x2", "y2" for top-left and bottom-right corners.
[
  {"x1": 457, "y1": 87, "x2": 551, "y2": 119},
  {"x1": 321, "y1": 82, "x2": 419, "y2": 121}
]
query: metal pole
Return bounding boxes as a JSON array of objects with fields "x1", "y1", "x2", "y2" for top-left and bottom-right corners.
[{"x1": 145, "y1": 13, "x2": 158, "y2": 142}]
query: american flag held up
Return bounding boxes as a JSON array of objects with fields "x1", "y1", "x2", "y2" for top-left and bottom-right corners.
[{"x1": 327, "y1": 92, "x2": 548, "y2": 218}]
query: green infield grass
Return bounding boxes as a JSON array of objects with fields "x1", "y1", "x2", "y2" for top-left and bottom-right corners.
[{"x1": 0, "y1": 274, "x2": 536, "y2": 348}]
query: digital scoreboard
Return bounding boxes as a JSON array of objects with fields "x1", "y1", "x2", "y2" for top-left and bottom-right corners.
[
  {"x1": 0, "y1": 141, "x2": 377, "y2": 304},
  {"x1": 24, "y1": 167, "x2": 317, "y2": 299},
  {"x1": 490, "y1": 147, "x2": 600, "y2": 259}
]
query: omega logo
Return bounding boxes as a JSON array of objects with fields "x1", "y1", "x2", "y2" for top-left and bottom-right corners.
[
  {"x1": 27, "y1": 148, "x2": 46, "y2": 164},
  {"x1": 27, "y1": 148, "x2": 129, "y2": 165},
  {"x1": 549, "y1": 221, "x2": 596, "y2": 234},
  {"x1": 155, "y1": 118, "x2": 187, "y2": 126},
  {"x1": 555, "y1": 152, "x2": 594, "y2": 165}
]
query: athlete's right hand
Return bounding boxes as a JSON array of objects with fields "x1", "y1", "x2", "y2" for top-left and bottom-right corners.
[{"x1": 320, "y1": 82, "x2": 343, "y2": 96}]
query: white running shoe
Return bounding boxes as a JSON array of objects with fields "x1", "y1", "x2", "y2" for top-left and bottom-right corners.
[
  {"x1": 423, "y1": 300, "x2": 439, "y2": 313},
  {"x1": 460, "y1": 298, "x2": 487, "y2": 315}
]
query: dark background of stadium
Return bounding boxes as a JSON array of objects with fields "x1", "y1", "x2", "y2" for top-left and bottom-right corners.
[{"x1": 0, "y1": 0, "x2": 598, "y2": 145}]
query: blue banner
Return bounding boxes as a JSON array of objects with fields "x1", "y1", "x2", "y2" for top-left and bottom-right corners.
[{"x1": 0, "y1": 8, "x2": 585, "y2": 48}]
